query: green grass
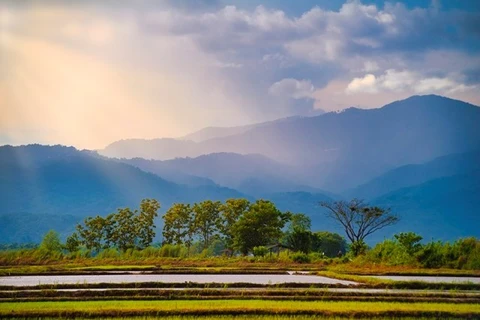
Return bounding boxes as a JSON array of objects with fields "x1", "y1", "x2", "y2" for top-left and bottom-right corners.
[{"x1": 1, "y1": 299, "x2": 479, "y2": 318}]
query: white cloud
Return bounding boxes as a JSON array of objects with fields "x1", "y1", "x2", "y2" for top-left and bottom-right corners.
[
  {"x1": 346, "y1": 74, "x2": 378, "y2": 94},
  {"x1": 345, "y1": 69, "x2": 476, "y2": 95},
  {"x1": 269, "y1": 78, "x2": 315, "y2": 100}
]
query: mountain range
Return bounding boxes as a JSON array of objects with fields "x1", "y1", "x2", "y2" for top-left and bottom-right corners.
[
  {"x1": 100, "y1": 95, "x2": 480, "y2": 192},
  {"x1": 1, "y1": 95, "x2": 479, "y2": 243}
]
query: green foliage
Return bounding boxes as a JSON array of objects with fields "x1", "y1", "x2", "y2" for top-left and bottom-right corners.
[
  {"x1": 416, "y1": 241, "x2": 446, "y2": 268},
  {"x1": 291, "y1": 252, "x2": 311, "y2": 263},
  {"x1": 231, "y1": 200, "x2": 288, "y2": 255},
  {"x1": 192, "y1": 200, "x2": 222, "y2": 249},
  {"x1": 311, "y1": 231, "x2": 347, "y2": 258},
  {"x1": 162, "y1": 203, "x2": 193, "y2": 246},
  {"x1": 39, "y1": 230, "x2": 63, "y2": 253},
  {"x1": 65, "y1": 233, "x2": 80, "y2": 253},
  {"x1": 75, "y1": 199, "x2": 160, "y2": 252},
  {"x1": 364, "y1": 239, "x2": 416, "y2": 266},
  {"x1": 361, "y1": 236, "x2": 480, "y2": 270},
  {"x1": 76, "y1": 215, "x2": 109, "y2": 252},
  {"x1": 136, "y1": 199, "x2": 161, "y2": 249},
  {"x1": 350, "y1": 240, "x2": 368, "y2": 257},
  {"x1": 287, "y1": 213, "x2": 311, "y2": 232},
  {"x1": 394, "y1": 232, "x2": 423, "y2": 255},
  {"x1": 252, "y1": 246, "x2": 269, "y2": 257},
  {"x1": 220, "y1": 199, "x2": 250, "y2": 250},
  {"x1": 285, "y1": 230, "x2": 312, "y2": 254}
]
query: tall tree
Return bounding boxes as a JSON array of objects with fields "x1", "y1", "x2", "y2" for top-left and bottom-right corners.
[
  {"x1": 65, "y1": 232, "x2": 80, "y2": 253},
  {"x1": 192, "y1": 200, "x2": 222, "y2": 250},
  {"x1": 232, "y1": 200, "x2": 288, "y2": 255},
  {"x1": 76, "y1": 215, "x2": 109, "y2": 252},
  {"x1": 220, "y1": 198, "x2": 250, "y2": 251},
  {"x1": 320, "y1": 199, "x2": 399, "y2": 256},
  {"x1": 137, "y1": 199, "x2": 160, "y2": 249},
  {"x1": 109, "y1": 208, "x2": 137, "y2": 252},
  {"x1": 287, "y1": 213, "x2": 311, "y2": 232},
  {"x1": 284, "y1": 213, "x2": 312, "y2": 254},
  {"x1": 162, "y1": 203, "x2": 193, "y2": 246}
]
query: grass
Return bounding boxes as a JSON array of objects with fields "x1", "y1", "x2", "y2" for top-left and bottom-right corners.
[{"x1": 1, "y1": 299, "x2": 479, "y2": 318}]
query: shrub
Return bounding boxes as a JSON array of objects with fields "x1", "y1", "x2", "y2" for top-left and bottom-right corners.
[
  {"x1": 291, "y1": 252, "x2": 311, "y2": 263},
  {"x1": 253, "y1": 246, "x2": 269, "y2": 257}
]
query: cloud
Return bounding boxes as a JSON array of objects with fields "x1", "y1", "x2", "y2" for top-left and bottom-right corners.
[
  {"x1": 269, "y1": 78, "x2": 315, "y2": 100},
  {"x1": 345, "y1": 69, "x2": 476, "y2": 95},
  {"x1": 1, "y1": 0, "x2": 479, "y2": 148},
  {"x1": 346, "y1": 74, "x2": 378, "y2": 94}
]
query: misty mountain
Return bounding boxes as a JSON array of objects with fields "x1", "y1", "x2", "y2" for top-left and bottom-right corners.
[
  {"x1": 180, "y1": 116, "x2": 304, "y2": 142},
  {"x1": 370, "y1": 172, "x2": 480, "y2": 241},
  {"x1": 347, "y1": 150, "x2": 480, "y2": 200},
  {"x1": 119, "y1": 157, "x2": 218, "y2": 187},
  {"x1": 121, "y1": 152, "x2": 329, "y2": 196},
  {"x1": 0, "y1": 145, "x2": 246, "y2": 242},
  {"x1": 99, "y1": 95, "x2": 480, "y2": 191}
]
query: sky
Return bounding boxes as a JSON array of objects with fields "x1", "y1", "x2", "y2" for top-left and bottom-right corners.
[{"x1": 1, "y1": 0, "x2": 479, "y2": 149}]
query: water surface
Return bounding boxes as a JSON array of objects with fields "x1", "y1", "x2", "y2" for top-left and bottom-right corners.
[{"x1": 0, "y1": 274, "x2": 357, "y2": 286}]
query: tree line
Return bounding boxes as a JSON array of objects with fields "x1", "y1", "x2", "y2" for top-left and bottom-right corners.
[
  {"x1": 65, "y1": 197, "x2": 398, "y2": 257},
  {"x1": 3, "y1": 197, "x2": 479, "y2": 269}
]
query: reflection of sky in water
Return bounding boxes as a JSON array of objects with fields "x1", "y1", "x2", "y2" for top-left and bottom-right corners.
[{"x1": 0, "y1": 274, "x2": 357, "y2": 286}]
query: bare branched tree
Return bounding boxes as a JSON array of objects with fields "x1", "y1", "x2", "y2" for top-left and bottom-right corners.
[{"x1": 320, "y1": 199, "x2": 399, "y2": 255}]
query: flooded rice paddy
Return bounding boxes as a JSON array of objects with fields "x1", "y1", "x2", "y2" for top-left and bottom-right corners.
[{"x1": 0, "y1": 273, "x2": 357, "y2": 286}]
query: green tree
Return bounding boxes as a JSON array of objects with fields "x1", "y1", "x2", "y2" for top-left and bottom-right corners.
[
  {"x1": 284, "y1": 213, "x2": 312, "y2": 254},
  {"x1": 109, "y1": 208, "x2": 137, "y2": 252},
  {"x1": 220, "y1": 198, "x2": 250, "y2": 251},
  {"x1": 311, "y1": 231, "x2": 347, "y2": 257},
  {"x1": 286, "y1": 229, "x2": 312, "y2": 254},
  {"x1": 39, "y1": 230, "x2": 63, "y2": 253},
  {"x1": 76, "y1": 215, "x2": 109, "y2": 252},
  {"x1": 394, "y1": 232, "x2": 423, "y2": 256},
  {"x1": 320, "y1": 199, "x2": 399, "y2": 256},
  {"x1": 288, "y1": 213, "x2": 311, "y2": 232},
  {"x1": 65, "y1": 232, "x2": 80, "y2": 253},
  {"x1": 192, "y1": 200, "x2": 222, "y2": 250},
  {"x1": 162, "y1": 203, "x2": 193, "y2": 246},
  {"x1": 232, "y1": 200, "x2": 288, "y2": 255},
  {"x1": 137, "y1": 199, "x2": 160, "y2": 249}
]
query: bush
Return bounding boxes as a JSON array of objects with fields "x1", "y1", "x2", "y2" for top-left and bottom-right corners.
[
  {"x1": 291, "y1": 252, "x2": 311, "y2": 263},
  {"x1": 416, "y1": 241, "x2": 446, "y2": 268},
  {"x1": 253, "y1": 246, "x2": 269, "y2": 257},
  {"x1": 365, "y1": 239, "x2": 416, "y2": 266}
]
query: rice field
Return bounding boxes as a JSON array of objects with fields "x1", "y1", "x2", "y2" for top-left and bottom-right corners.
[{"x1": 1, "y1": 299, "x2": 479, "y2": 318}]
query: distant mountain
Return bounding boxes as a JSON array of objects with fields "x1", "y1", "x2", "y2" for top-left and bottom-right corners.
[
  {"x1": 0, "y1": 145, "x2": 246, "y2": 243},
  {"x1": 121, "y1": 152, "x2": 328, "y2": 196},
  {"x1": 99, "y1": 95, "x2": 480, "y2": 191},
  {"x1": 120, "y1": 157, "x2": 218, "y2": 187},
  {"x1": 180, "y1": 116, "x2": 304, "y2": 142},
  {"x1": 101, "y1": 138, "x2": 199, "y2": 160},
  {"x1": 347, "y1": 150, "x2": 480, "y2": 199},
  {"x1": 370, "y1": 172, "x2": 480, "y2": 241}
]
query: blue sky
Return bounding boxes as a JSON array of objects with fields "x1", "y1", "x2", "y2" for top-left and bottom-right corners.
[{"x1": 1, "y1": 0, "x2": 479, "y2": 148}]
